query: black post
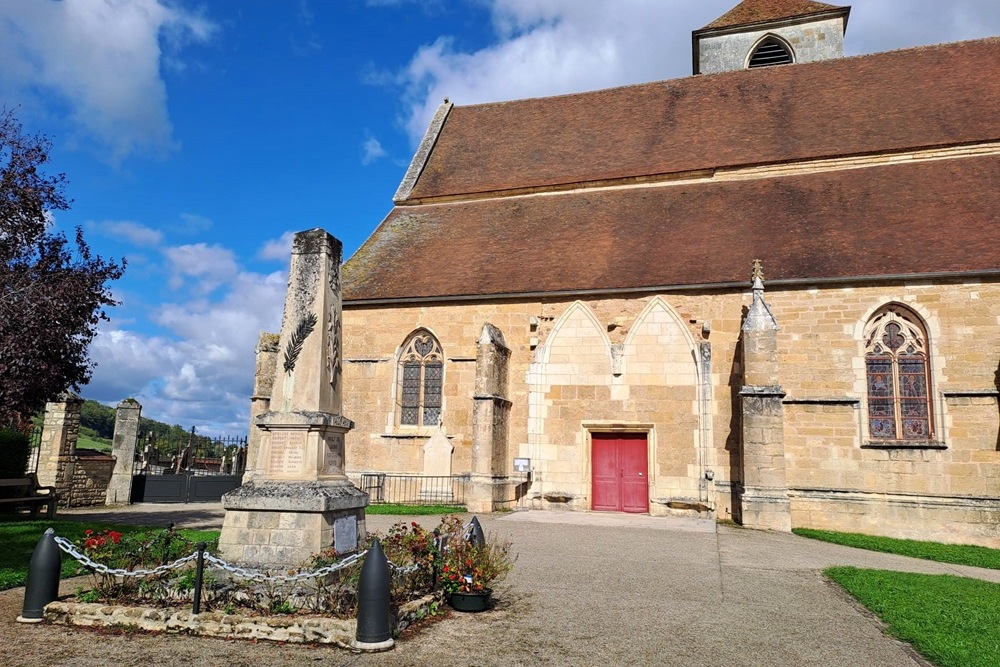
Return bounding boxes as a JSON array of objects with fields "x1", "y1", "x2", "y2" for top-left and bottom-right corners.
[
  {"x1": 432, "y1": 528, "x2": 443, "y2": 591},
  {"x1": 354, "y1": 539, "x2": 394, "y2": 650},
  {"x1": 18, "y1": 528, "x2": 62, "y2": 623},
  {"x1": 192, "y1": 542, "x2": 207, "y2": 614},
  {"x1": 468, "y1": 516, "x2": 486, "y2": 547}
]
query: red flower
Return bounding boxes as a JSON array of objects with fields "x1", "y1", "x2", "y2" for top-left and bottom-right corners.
[
  {"x1": 442, "y1": 565, "x2": 449, "y2": 573},
  {"x1": 84, "y1": 529, "x2": 93, "y2": 536}
]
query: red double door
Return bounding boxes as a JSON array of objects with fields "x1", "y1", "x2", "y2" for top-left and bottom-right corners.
[{"x1": 591, "y1": 433, "x2": 648, "y2": 513}]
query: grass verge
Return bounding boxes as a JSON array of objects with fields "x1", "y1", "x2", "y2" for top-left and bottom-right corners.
[
  {"x1": 367, "y1": 503, "x2": 466, "y2": 516},
  {"x1": 826, "y1": 567, "x2": 1000, "y2": 667},
  {"x1": 793, "y1": 528, "x2": 1000, "y2": 570},
  {"x1": 0, "y1": 518, "x2": 219, "y2": 591}
]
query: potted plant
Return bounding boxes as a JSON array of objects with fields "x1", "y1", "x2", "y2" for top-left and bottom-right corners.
[{"x1": 436, "y1": 516, "x2": 514, "y2": 612}]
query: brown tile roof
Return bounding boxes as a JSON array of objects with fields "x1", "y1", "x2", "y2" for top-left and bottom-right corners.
[
  {"x1": 699, "y1": 0, "x2": 847, "y2": 31},
  {"x1": 404, "y1": 38, "x2": 1000, "y2": 202},
  {"x1": 343, "y1": 155, "x2": 1000, "y2": 302}
]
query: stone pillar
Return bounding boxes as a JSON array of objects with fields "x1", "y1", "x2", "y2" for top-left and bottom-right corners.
[
  {"x1": 738, "y1": 261, "x2": 791, "y2": 531},
  {"x1": 219, "y1": 229, "x2": 366, "y2": 568},
  {"x1": 244, "y1": 333, "x2": 280, "y2": 482},
  {"x1": 35, "y1": 392, "x2": 83, "y2": 507},
  {"x1": 105, "y1": 400, "x2": 142, "y2": 505},
  {"x1": 469, "y1": 323, "x2": 512, "y2": 513}
]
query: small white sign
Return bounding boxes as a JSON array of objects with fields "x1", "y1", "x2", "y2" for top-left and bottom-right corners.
[{"x1": 513, "y1": 457, "x2": 531, "y2": 473}]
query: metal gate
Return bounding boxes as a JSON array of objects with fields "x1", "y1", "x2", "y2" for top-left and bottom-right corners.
[
  {"x1": 130, "y1": 431, "x2": 247, "y2": 503},
  {"x1": 130, "y1": 472, "x2": 244, "y2": 503}
]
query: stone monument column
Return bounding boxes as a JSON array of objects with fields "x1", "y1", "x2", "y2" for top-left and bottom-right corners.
[
  {"x1": 244, "y1": 333, "x2": 279, "y2": 483},
  {"x1": 105, "y1": 399, "x2": 142, "y2": 505},
  {"x1": 468, "y1": 323, "x2": 512, "y2": 513},
  {"x1": 738, "y1": 261, "x2": 791, "y2": 531},
  {"x1": 35, "y1": 392, "x2": 83, "y2": 506},
  {"x1": 218, "y1": 229, "x2": 366, "y2": 567}
]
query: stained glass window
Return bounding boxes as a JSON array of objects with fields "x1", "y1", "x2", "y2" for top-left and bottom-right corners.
[
  {"x1": 863, "y1": 307, "x2": 933, "y2": 441},
  {"x1": 397, "y1": 331, "x2": 444, "y2": 428}
]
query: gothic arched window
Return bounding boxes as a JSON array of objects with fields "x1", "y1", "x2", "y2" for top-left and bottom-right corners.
[
  {"x1": 397, "y1": 330, "x2": 443, "y2": 427},
  {"x1": 748, "y1": 37, "x2": 794, "y2": 68},
  {"x1": 863, "y1": 306, "x2": 933, "y2": 441}
]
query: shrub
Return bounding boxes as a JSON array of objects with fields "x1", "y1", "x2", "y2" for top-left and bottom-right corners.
[
  {"x1": 0, "y1": 429, "x2": 30, "y2": 479},
  {"x1": 436, "y1": 515, "x2": 514, "y2": 595}
]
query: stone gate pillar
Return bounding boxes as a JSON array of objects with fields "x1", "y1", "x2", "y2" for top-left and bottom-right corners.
[
  {"x1": 244, "y1": 333, "x2": 279, "y2": 482},
  {"x1": 35, "y1": 392, "x2": 83, "y2": 507},
  {"x1": 739, "y1": 261, "x2": 791, "y2": 531},
  {"x1": 105, "y1": 399, "x2": 142, "y2": 505},
  {"x1": 469, "y1": 323, "x2": 512, "y2": 513},
  {"x1": 219, "y1": 229, "x2": 366, "y2": 568}
]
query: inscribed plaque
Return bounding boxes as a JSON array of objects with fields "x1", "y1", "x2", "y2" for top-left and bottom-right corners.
[
  {"x1": 334, "y1": 515, "x2": 358, "y2": 554},
  {"x1": 267, "y1": 430, "x2": 306, "y2": 477}
]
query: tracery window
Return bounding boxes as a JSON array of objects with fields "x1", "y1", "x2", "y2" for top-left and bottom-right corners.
[
  {"x1": 748, "y1": 37, "x2": 794, "y2": 68},
  {"x1": 863, "y1": 306, "x2": 933, "y2": 441},
  {"x1": 397, "y1": 330, "x2": 443, "y2": 427}
]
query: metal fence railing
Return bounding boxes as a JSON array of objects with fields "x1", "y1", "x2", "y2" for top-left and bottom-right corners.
[
  {"x1": 133, "y1": 433, "x2": 247, "y2": 477},
  {"x1": 26, "y1": 425, "x2": 42, "y2": 475},
  {"x1": 360, "y1": 473, "x2": 468, "y2": 506}
]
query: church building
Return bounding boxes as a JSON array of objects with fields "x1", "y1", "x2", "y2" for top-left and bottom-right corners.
[{"x1": 266, "y1": 0, "x2": 1000, "y2": 546}]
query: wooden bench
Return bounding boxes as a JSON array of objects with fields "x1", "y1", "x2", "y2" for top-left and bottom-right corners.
[{"x1": 0, "y1": 475, "x2": 58, "y2": 519}]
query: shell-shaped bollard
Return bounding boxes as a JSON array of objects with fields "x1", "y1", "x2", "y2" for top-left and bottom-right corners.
[
  {"x1": 353, "y1": 539, "x2": 394, "y2": 651},
  {"x1": 18, "y1": 528, "x2": 62, "y2": 623},
  {"x1": 468, "y1": 516, "x2": 486, "y2": 547}
]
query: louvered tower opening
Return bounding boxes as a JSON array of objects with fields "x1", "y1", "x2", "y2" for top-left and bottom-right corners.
[{"x1": 748, "y1": 38, "x2": 794, "y2": 68}]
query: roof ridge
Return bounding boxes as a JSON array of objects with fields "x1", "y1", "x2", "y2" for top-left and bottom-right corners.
[
  {"x1": 446, "y1": 36, "x2": 1000, "y2": 112},
  {"x1": 699, "y1": 0, "x2": 847, "y2": 31}
]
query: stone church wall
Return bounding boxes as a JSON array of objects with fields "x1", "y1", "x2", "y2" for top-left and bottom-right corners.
[
  {"x1": 769, "y1": 279, "x2": 1000, "y2": 547},
  {"x1": 342, "y1": 293, "x2": 744, "y2": 516},
  {"x1": 342, "y1": 277, "x2": 1000, "y2": 546}
]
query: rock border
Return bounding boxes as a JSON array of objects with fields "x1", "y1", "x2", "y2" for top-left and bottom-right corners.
[{"x1": 44, "y1": 594, "x2": 439, "y2": 647}]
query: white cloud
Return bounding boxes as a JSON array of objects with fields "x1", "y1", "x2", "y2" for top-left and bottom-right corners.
[
  {"x1": 176, "y1": 213, "x2": 214, "y2": 234},
  {"x1": 163, "y1": 243, "x2": 239, "y2": 293},
  {"x1": 0, "y1": 0, "x2": 216, "y2": 162},
  {"x1": 398, "y1": 0, "x2": 1000, "y2": 144},
  {"x1": 87, "y1": 267, "x2": 287, "y2": 434},
  {"x1": 258, "y1": 231, "x2": 296, "y2": 262},
  {"x1": 361, "y1": 135, "x2": 388, "y2": 166},
  {"x1": 90, "y1": 219, "x2": 164, "y2": 247}
]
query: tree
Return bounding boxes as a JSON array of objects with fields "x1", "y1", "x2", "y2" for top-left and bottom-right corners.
[{"x1": 0, "y1": 108, "x2": 124, "y2": 425}]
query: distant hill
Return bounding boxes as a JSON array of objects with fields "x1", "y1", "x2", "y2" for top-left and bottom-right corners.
[{"x1": 79, "y1": 399, "x2": 217, "y2": 447}]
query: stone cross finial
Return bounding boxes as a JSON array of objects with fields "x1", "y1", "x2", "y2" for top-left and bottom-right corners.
[
  {"x1": 751, "y1": 259, "x2": 765, "y2": 290},
  {"x1": 743, "y1": 258, "x2": 778, "y2": 332}
]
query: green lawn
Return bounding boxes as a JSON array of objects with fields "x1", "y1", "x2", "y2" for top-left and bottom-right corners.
[
  {"x1": 367, "y1": 503, "x2": 466, "y2": 515},
  {"x1": 793, "y1": 528, "x2": 1000, "y2": 570},
  {"x1": 0, "y1": 518, "x2": 219, "y2": 591},
  {"x1": 827, "y1": 567, "x2": 1000, "y2": 667},
  {"x1": 75, "y1": 433, "x2": 113, "y2": 453}
]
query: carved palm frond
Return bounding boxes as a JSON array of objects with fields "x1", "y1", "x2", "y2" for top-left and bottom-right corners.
[{"x1": 283, "y1": 312, "x2": 318, "y2": 373}]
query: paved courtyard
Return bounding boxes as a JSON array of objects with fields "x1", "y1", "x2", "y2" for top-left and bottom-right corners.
[{"x1": 3, "y1": 505, "x2": 997, "y2": 666}]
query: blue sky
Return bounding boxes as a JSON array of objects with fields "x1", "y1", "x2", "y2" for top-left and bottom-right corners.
[{"x1": 2, "y1": 0, "x2": 999, "y2": 434}]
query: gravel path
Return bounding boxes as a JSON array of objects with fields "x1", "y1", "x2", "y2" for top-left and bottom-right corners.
[{"x1": 3, "y1": 507, "x2": 997, "y2": 667}]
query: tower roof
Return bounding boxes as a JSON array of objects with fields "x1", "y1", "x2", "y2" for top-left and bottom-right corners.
[{"x1": 699, "y1": 0, "x2": 848, "y2": 32}]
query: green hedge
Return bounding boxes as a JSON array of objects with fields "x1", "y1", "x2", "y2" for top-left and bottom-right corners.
[{"x1": 0, "y1": 429, "x2": 30, "y2": 479}]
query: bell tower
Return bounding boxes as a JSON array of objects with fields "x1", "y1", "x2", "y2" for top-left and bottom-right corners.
[{"x1": 693, "y1": 0, "x2": 850, "y2": 75}]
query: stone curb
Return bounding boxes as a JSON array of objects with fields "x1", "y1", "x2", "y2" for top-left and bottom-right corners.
[{"x1": 43, "y1": 593, "x2": 439, "y2": 648}]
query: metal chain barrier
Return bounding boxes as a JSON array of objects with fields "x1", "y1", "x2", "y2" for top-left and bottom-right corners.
[
  {"x1": 53, "y1": 536, "x2": 200, "y2": 578},
  {"x1": 54, "y1": 530, "x2": 446, "y2": 584},
  {"x1": 202, "y1": 551, "x2": 369, "y2": 583}
]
